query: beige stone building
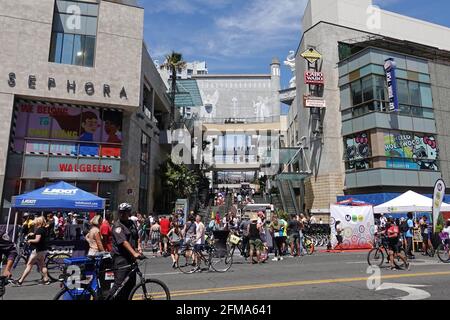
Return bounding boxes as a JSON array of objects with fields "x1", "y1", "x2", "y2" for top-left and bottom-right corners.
[{"x1": 0, "y1": 0, "x2": 175, "y2": 221}]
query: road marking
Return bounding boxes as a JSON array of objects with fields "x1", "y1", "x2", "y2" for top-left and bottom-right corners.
[
  {"x1": 166, "y1": 271, "x2": 450, "y2": 298},
  {"x1": 376, "y1": 283, "x2": 431, "y2": 300}
]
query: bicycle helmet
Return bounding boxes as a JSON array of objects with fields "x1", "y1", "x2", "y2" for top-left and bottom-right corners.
[{"x1": 118, "y1": 203, "x2": 132, "y2": 212}]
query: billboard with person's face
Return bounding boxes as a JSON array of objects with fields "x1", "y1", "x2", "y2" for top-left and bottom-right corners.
[{"x1": 13, "y1": 100, "x2": 122, "y2": 157}]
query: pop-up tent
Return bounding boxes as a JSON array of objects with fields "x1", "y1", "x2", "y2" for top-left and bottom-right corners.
[
  {"x1": 373, "y1": 190, "x2": 450, "y2": 214},
  {"x1": 6, "y1": 181, "x2": 105, "y2": 241}
]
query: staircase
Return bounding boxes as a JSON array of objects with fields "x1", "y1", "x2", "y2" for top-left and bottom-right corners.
[{"x1": 278, "y1": 180, "x2": 298, "y2": 215}]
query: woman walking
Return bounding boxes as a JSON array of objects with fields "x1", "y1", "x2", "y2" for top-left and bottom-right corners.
[
  {"x1": 86, "y1": 215, "x2": 105, "y2": 256},
  {"x1": 150, "y1": 221, "x2": 161, "y2": 257},
  {"x1": 269, "y1": 214, "x2": 284, "y2": 261},
  {"x1": 17, "y1": 216, "x2": 50, "y2": 285},
  {"x1": 167, "y1": 222, "x2": 183, "y2": 268}
]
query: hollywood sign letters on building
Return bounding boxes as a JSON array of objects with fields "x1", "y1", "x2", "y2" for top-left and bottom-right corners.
[{"x1": 7, "y1": 73, "x2": 128, "y2": 99}]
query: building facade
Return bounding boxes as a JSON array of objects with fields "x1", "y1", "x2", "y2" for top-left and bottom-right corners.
[
  {"x1": 284, "y1": 0, "x2": 450, "y2": 217},
  {"x1": 0, "y1": 0, "x2": 174, "y2": 221}
]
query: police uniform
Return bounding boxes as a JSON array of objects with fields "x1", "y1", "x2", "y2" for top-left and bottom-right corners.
[{"x1": 110, "y1": 219, "x2": 139, "y2": 300}]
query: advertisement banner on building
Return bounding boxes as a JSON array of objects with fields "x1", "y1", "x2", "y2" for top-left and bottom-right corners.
[
  {"x1": 345, "y1": 132, "x2": 370, "y2": 170},
  {"x1": 384, "y1": 132, "x2": 438, "y2": 171},
  {"x1": 304, "y1": 71, "x2": 324, "y2": 85},
  {"x1": 384, "y1": 58, "x2": 399, "y2": 112},
  {"x1": 432, "y1": 179, "x2": 446, "y2": 230},
  {"x1": 13, "y1": 100, "x2": 123, "y2": 157},
  {"x1": 330, "y1": 205, "x2": 375, "y2": 250}
]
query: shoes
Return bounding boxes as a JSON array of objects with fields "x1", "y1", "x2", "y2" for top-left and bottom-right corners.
[
  {"x1": 279, "y1": 257, "x2": 284, "y2": 261},
  {"x1": 16, "y1": 280, "x2": 23, "y2": 286},
  {"x1": 271, "y1": 257, "x2": 278, "y2": 261},
  {"x1": 172, "y1": 261, "x2": 177, "y2": 269}
]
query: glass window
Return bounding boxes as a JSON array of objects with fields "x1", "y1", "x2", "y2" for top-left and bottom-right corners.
[
  {"x1": 49, "y1": 0, "x2": 98, "y2": 67},
  {"x1": 374, "y1": 76, "x2": 386, "y2": 101},
  {"x1": 397, "y1": 79, "x2": 409, "y2": 105},
  {"x1": 340, "y1": 85, "x2": 351, "y2": 109},
  {"x1": 351, "y1": 80, "x2": 362, "y2": 106},
  {"x1": 23, "y1": 156, "x2": 48, "y2": 178},
  {"x1": 49, "y1": 32, "x2": 63, "y2": 63},
  {"x1": 61, "y1": 33, "x2": 75, "y2": 65},
  {"x1": 409, "y1": 81, "x2": 421, "y2": 106},
  {"x1": 362, "y1": 76, "x2": 374, "y2": 102},
  {"x1": 420, "y1": 84, "x2": 433, "y2": 107}
]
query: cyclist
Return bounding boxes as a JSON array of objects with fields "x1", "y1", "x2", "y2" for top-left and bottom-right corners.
[
  {"x1": 386, "y1": 218, "x2": 409, "y2": 271},
  {"x1": 0, "y1": 230, "x2": 17, "y2": 279},
  {"x1": 110, "y1": 203, "x2": 143, "y2": 300},
  {"x1": 444, "y1": 220, "x2": 450, "y2": 238}
]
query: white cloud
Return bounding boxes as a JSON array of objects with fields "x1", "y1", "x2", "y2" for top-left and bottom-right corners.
[{"x1": 143, "y1": 0, "x2": 233, "y2": 14}]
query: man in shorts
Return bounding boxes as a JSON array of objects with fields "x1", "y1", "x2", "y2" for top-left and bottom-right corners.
[
  {"x1": 193, "y1": 215, "x2": 205, "y2": 271},
  {"x1": 288, "y1": 214, "x2": 301, "y2": 257},
  {"x1": 386, "y1": 218, "x2": 409, "y2": 271}
]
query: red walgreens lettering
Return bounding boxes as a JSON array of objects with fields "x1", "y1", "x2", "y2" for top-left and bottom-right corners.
[{"x1": 58, "y1": 163, "x2": 112, "y2": 173}]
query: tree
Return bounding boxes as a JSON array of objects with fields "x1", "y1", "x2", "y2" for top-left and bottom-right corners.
[
  {"x1": 162, "y1": 51, "x2": 187, "y2": 127},
  {"x1": 160, "y1": 159, "x2": 199, "y2": 200}
]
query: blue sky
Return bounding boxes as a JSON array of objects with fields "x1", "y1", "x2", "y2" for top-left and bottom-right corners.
[{"x1": 139, "y1": 0, "x2": 450, "y2": 90}]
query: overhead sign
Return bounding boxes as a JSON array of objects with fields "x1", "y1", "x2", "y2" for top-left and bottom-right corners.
[
  {"x1": 432, "y1": 179, "x2": 446, "y2": 230},
  {"x1": 301, "y1": 48, "x2": 322, "y2": 64},
  {"x1": 303, "y1": 95, "x2": 326, "y2": 108},
  {"x1": 304, "y1": 71, "x2": 324, "y2": 85},
  {"x1": 384, "y1": 58, "x2": 399, "y2": 112}
]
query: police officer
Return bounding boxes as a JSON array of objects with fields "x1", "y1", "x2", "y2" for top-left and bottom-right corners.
[{"x1": 110, "y1": 203, "x2": 143, "y2": 300}]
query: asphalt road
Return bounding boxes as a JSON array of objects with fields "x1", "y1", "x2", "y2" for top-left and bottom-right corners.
[{"x1": 3, "y1": 250, "x2": 450, "y2": 300}]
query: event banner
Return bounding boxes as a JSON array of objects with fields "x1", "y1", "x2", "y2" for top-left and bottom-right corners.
[
  {"x1": 384, "y1": 132, "x2": 438, "y2": 171},
  {"x1": 330, "y1": 205, "x2": 375, "y2": 250},
  {"x1": 433, "y1": 179, "x2": 446, "y2": 230}
]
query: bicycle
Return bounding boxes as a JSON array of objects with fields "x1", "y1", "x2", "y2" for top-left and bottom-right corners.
[
  {"x1": 54, "y1": 253, "x2": 170, "y2": 300},
  {"x1": 301, "y1": 235, "x2": 315, "y2": 255},
  {"x1": 226, "y1": 230, "x2": 249, "y2": 259},
  {"x1": 177, "y1": 236, "x2": 233, "y2": 274},
  {"x1": 436, "y1": 232, "x2": 450, "y2": 263},
  {"x1": 0, "y1": 276, "x2": 15, "y2": 300},
  {"x1": 367, "y1": 235, "x2": 407, "y2": 269}
]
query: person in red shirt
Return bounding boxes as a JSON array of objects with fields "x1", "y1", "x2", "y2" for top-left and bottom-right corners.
[
  {"x1": 100, "y1": 212, "x2": 113, "y2": 252},
  {"x1": 159, "y1": 216, "x2": 171, "y2": 256},
  {"x1": 386, "y1": 218, "x2": 409, "y2": 271}
]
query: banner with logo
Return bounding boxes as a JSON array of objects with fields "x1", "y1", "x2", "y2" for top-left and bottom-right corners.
[
  {"x1": 330, "y1": 205, "x2": 375, "y2": 250},
  {"x1": 432, "y1": 179, "x2": 446, "y2": 230},
  {"x1": 384, "y1": 58, "x2": 399, "y2": 112}
]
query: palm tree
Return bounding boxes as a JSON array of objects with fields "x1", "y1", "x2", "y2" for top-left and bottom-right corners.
[{"x1": 162, "y1": 51, "x2": 187, "y2": 128}]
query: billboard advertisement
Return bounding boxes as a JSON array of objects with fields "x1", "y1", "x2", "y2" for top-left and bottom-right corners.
[
  {"x1": 384, "y1": 132, "x2": 438, "y2": 171},
  {"x1": 345, "y1": 132, "x2": 370, "y2": 170},
  {"x1": 13, "y1": 101, "x2": 122, "y2": 157}
]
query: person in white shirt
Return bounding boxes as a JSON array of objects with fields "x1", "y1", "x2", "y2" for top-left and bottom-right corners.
[
  {"x1": 309, "y1": 215, "x2": 317, "y2": 224},
  {"x1": 443, "y1": 220, "x2": 450, "y2": 237},
  {"x1": 379, "y1": 213, "x2": 387, "y2": 230},
  {"x1": 193, "y1": 215, "x2": 206, "y2": 271}
]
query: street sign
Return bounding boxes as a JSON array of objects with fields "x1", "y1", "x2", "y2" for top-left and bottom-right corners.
[
  {"x1": 304, "y1": 71, "x2": 324, "y2": 85},
  {"x1": 301, "y1": 48, "x2": 322, "y2": 64},
  {"x1": 303, "y1": 95, "x2": 326, "y2": 108}
]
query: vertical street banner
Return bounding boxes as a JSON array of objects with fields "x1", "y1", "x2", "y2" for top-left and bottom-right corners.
[
  {"x1": 330, "y1": 205, "x2": 375, "y2": 250},
  {"x1": 432, "y1": 179, "x2": 446, "y2": 231},
  {"x1": 384, "y1": 58, "x2": 399, "y2": 112}
]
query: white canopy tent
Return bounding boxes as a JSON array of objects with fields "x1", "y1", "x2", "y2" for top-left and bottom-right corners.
[{"x1": 374, "y1": 190, "x2": 450, "y2": 214}]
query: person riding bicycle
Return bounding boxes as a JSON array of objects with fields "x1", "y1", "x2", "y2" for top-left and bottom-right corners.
[
  {"x1": 110, "y1": 203, "x2": 143, "y2": 300},
  {"x1": 443, "y1": 220, "x2": 450, "y2": 245},
  {"x1": 386, "y1": 218, "x2": 409, "y2": 271}
]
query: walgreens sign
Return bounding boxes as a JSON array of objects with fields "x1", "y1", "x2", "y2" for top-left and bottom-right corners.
[{"x1": 59, "y1": 164, "x2": 113, "y2": 173}]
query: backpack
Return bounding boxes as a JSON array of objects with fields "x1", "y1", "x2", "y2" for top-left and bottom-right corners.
[{"x1": 400, "y1": 220, "x2": 409, "y2": 233}]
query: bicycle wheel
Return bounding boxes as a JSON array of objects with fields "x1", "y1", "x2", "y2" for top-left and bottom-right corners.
[
  {"x1": 53, "y1": 287, "x2": 97, "y2": 300},
  {"x1": 437, "y1": 244, "x2": 450, "y2": 263},
  {"x1": 46, "y1": 253, "x2": 71, "y2": 282},
  {"x1": 129, "y1": 279, "x2": 171, "y2": 300},
  {"x1": 177, "y1": 248, "x2": 196, "y2": 274},
  {"x1": 367, "y1": 248, "x2": 384, "y2": 267},
  {"x1": 209, "y1": 248, "x2": 233, "y2": 272}
]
